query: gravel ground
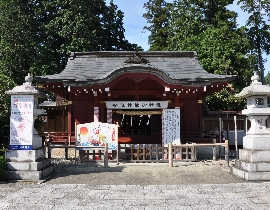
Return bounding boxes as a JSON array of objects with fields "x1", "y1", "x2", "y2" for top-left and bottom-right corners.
[{"x1": 45, "y1": 148, "x2": 246, "y2": 185}]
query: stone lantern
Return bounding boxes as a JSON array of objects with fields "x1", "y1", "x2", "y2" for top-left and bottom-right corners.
[
  {"x1": 4, "y1": 74, "x2": 54, "y2": 181},
  {"x1": 232, "y1": 73, "x2": 270, "y2": 180}
]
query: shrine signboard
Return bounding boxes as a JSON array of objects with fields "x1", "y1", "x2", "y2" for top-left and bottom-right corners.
[
  {"x1": 162, "y1": 109, "x2": 180, "y2": 146},
  {"x1": 76, "y1": 122, "x2": 118, "y2": 150},
  {"x1": 106, "y1": 101, "x2": 168, "y2": 109}
]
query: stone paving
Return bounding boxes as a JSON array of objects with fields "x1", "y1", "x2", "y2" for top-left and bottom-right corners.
[
  {"x1": 1, "y1": 182, "x2": 270, "y2": 209},
  {"x1": 1, "y1": 158, "x2": 270, "y2": 209}
]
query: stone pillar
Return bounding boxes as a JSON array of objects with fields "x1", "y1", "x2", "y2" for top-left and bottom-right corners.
[
  {"x1": 232, "y1": 74, "x2": 270, "y2": 180},
  {"x1": 4, "y1": 74, "x2": 54, "y2": 181}
]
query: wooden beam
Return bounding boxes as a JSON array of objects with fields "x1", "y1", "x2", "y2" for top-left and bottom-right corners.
[{"x1": 111, "y1": 90, "x2": 162, "y2": 95}]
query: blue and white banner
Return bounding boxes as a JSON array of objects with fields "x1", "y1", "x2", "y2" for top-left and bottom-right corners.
[{"x1": 9, "y1": 95, "x2": 34, "y2": 150}]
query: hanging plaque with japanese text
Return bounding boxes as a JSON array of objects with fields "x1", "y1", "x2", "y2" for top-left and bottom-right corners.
[
  {"x1": 162, "y1": 108, "x2": 180, "y2": 146},
  {"x1": 106, "y1": 101, "x2": 168, "y2": 109}
]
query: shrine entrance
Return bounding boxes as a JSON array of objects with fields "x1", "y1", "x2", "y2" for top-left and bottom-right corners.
[
  {"x1": 105, "y1": 101, "x2": 170, "y2": 145},
  {"x1": 112, "y1": 110, "x2": 162, "y2": 144}
]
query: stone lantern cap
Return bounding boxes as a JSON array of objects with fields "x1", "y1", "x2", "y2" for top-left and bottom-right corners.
[
  {"x1": 5, "y1": 73, "x2": 46, "y2": 98},
  {"x1": 235, "y1": 73, "x2": 270, "y2": 98}
]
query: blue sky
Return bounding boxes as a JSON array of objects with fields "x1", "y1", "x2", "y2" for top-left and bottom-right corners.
[{"x1": 106, "y1": 0, "x2": 269, "y2": 76}]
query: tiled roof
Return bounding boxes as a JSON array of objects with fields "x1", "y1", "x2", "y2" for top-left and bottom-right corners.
[
  {"x1": 235, "y1": 74, "x2": 270, "y2": 98},
  {"x1": 36, "y1": 51, "x2": 235, "y2": 86},
  {"x1": 39, "y1": 101, "x2": 56, "y2": 107}
]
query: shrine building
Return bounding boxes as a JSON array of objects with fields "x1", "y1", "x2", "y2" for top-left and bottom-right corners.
[{"x1": 36, "y1": 51, "x2": 235, "y2": 145}]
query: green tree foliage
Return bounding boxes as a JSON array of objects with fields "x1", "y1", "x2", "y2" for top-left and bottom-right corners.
[
  {"x1": 0, "y1": 74, "x2": 16, "y2": 147},
  {"x1": 206, "y1": 88, "x2": 246, "y2": 111},
  {"x1": 0, "y1": 0, "x2": 142, "y2": 148},
  {"x1": 166, "y1": 0, "x2": 254, "y2": 92},
  {"x1": 265, "y1": 71, "x2": 270, "y2": 85},
  {"x1": 179, "y1": 26, "x2": 253, "y2": 91},
  {"x1": 143, "y1": 0, "x2": 259, "y2": 111},
  {"x1": 0, "y1": 0, "x2": 41, "y2": 85},
  {"x1": 0, "y1": 0, "x2": 141, "y2": 85},
  {"x1": 237, "y1": 0, "x2": 270, "y2": 84},
  {"x1": 143, "y1": 0, "x2": 173, "y2": 50},
  {"x1": 0, "y1": 155, "x2": 5, "y2": 180},
  {"x1": 264, "y1": 72, "x2": 270, "y2": 105},
  {"x1": 167, "y1": 0, "x2": 238, "y2": 49}
]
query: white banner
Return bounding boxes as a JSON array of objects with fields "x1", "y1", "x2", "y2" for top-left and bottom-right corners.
[
  {"x1": 162, "y1": 108, "x2": 180, "y2": 146},
  {"x1": 106, "y1": 101, "x2": 168, "y2": 109},
  {"x1": 9, "y1": 95, "x2": 34, "y2": 150}
]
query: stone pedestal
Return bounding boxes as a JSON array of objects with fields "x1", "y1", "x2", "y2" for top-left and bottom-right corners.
[
  {"x1": 4, "y1": 148, "x2": 54, "y2": 181},
  {"x1": 231, "y1": 73, "x2": 270, "y2": 181},
  {"x1": 231, "y1": 135, "x2": 270, "y2": 180},
  {"x1": 4, "y1": 74, "x2": 54, "y2": 181}
]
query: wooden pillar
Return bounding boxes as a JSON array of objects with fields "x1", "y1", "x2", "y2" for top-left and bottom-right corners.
[
  {"x1": 107, "y1": 108, "x2": 112, "y2": 123},
  {"x1": 93, "y1": 90, "x2": 99, "y2": 122},
  {"x1": 198, "y1": 92, "x2": 203, "y2": 132},
  {"x1": 68, "y1": 92, "x2": 72, "y2": 133},
  {"x1": 169, "y1": 142, "x2": 173, "y2": 167},
  {"x1": 213, "y1": 139, "x2": 217, "y2": 161},
  {"x1": 175, "y1": 95, "x2": 180, "y2": 107},
  {"x1": 68, "y1": 105, "x2": 72, "y2": 133},
  {"x1": 94, "y1": 107, "x2": 99, "y2": 122},
  {"x1": 104, "y1": 143, "x2": 108, "y2": 168},
  {"x1": 99, "y1": 103, "x2": 105, "y2": 123},
  {"x1": 225, "y1": 140, "x2": 229, "y2": 167},
  {"x1": 175, "y1": 107, "x2": 180, "y2": 144}
]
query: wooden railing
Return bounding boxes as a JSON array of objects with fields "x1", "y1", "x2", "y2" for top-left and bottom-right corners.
[
  {"x1": 44, "y1": 131, "x2": 229, "y2": 166},
  {"x1": 47, "y1": 143, "x2": 109, "y2": 167},
  {"x1": 181, "y1": 131, "x2": 224, "y2": 144},
  {"x1": 44, "y1": 132, "x2": 75, "y2": 145},
  {"x1": 118, "y1": 140, "x2": 229, "y2": 164},
  {"x1": 167, "y1": 140, "x2": 229, "y2": 167},
  {"x1": 46, "y1": 141, "x2": 229, "y2": 164},
  {"x1": 118, "y1": 144, "x2": 195, "y2": 162}
]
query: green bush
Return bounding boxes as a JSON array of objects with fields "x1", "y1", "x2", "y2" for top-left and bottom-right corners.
[
  {"x1": 0, "y1": 156, "x2": 5, "y2": 180},
  {"x1": 0, "y1": 148, "x2": 5, "y2": 156}
]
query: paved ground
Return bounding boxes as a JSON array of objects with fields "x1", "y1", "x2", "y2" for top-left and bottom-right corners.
[
  {"x1": 1, "y1": 181, "x2": 270, "y2": 209},
  {"x1": 47, "y1": 161, "x2": 244, "y2": 185},
  {"x1": 1, "y1": 160, "x2": 270, "y2": 209}
]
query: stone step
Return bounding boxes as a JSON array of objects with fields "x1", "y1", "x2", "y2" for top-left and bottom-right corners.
[
  {"x1": 6, "y1": 159, "x2": 52, "y2": 171},
  {"x1": 4, "y1": 165, "x2": 54, "y2": 180},
  {"x1": 5, "y1": 148, "x2": 46, "y2": 162}
]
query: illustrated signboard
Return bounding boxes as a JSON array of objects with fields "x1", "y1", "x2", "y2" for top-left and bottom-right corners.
[
  {"x1": 76, "y1": 122, "x2": 118, "y2": 150},
  {"x1": 9, "y1": 95, "x2": 34, "y2": 150},
  {"x1": 162, "y1": 108, "x2": 180, "y2": 146}
]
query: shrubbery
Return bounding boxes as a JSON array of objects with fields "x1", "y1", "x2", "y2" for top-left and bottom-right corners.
[{"x1": 0, "y1": 149, "x2": 6, "y2": 180}]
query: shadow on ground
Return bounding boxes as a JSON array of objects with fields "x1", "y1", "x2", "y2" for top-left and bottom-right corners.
[{"x1": 44, "y1": 161, "x2": 247, "y2": 185}]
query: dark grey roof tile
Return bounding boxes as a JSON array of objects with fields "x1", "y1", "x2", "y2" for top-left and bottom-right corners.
[{"x1": 36, "y1": 51, "x2": 235, "y2": 86}]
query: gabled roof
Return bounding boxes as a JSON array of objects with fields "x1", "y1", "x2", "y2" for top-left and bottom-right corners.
[{"x1": 36, "y1": 51, "x2": 235, "y2": 86}]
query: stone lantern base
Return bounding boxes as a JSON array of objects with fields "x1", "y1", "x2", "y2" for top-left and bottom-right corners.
[
  {"x1": 3, "y1": 73, "x2": 54, "y2": 181},
  {"x1": 231, "y1": 135, "x2": 270, "y2": 180},
  {"x1": 3, "y1": 148, "x2": 54, "y2": 181}
]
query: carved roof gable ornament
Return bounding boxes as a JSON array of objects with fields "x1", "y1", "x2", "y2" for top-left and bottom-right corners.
[{"x1": 124, "y1": 52, "x2": 149, "y2": 64}]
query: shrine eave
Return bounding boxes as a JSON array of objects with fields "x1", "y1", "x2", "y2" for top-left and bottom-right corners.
[
  {"x1": 38, "y1": 77, "x2": 232, "y2": 88},
  {"x1": 36, "y1": 51, "x2": 235, "y2": 87}
]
